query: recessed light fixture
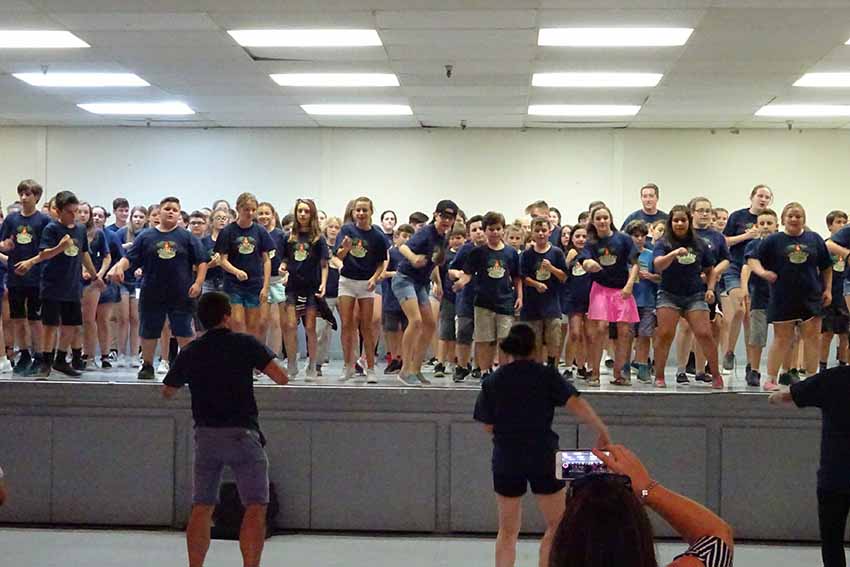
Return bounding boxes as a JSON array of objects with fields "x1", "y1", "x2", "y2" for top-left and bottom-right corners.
[
  {"x1": 271, "y1": 73, "x2": 399, "y2": 87},
  {"x1": 14, "y1": 72, "x2": 149, "y2": 87},
  {"x1": 532, "y1": 72, "x2": 662, "y2": 87},
  {"x1": 77, "y1": 102, "x2": 195, "y2": 115},
  {"x1": 755, "y1": 104, "x2": 850, "y2": 117},
  {"x1": 0, "y1": 30, "x2": 89, "y2": 48},
  {"x1": 528, "y1": 104, "x2": 641, "y2": 117},
  {"x1": 228, "y1": 29, "x2": 382, "y2": 47},
  {"x1": 300, "y1": 104, "x2": 412, "y2": 116},
  {"x1": 793, "y1": 73, "x2": 850, "y2": 87},
  {"x1": 538, "y1": 28, "x2": 693, "y2": 47}
]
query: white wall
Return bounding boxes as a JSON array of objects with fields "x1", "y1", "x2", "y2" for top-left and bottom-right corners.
[{"x1": 1, "y1": 126, "x2": 849, "y2": 234}]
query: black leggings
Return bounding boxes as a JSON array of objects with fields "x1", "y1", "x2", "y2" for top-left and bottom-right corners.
[{"x1": 818, "y1": 489, "x2": 850, "y2": 567}]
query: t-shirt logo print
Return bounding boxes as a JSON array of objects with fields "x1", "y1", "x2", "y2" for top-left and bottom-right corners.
[
  {"x1": 64, "y1": 238, "x2": 80, "y2": 257},
  {"x1": 487, "y1": 258, "x2": 506, "y2": 279},
  {"x1": 599, "y1": 248, "x2": 617, "y2": 267},
  {"x1": 16, "y1": 225, "x2": 33, "y2": 245},
  {"x1": 677, "y1": 247, "x2": 697, "y2": 265},
  {"x1": 535, "y1": 262, "x2": 551, "y2": 281},
  {"x1": 293, "y1": 242, "x2": 309, "y2": 262},
  {"x1": 157, "y1": 240, "x2": 177, "y2": 260},
  {"x1": 350, "y1": 239, "x2": 367, "y2": 258},
  {"x1": 787, "y1": 243, "x2": 809, "y2": 265},
  {"x1": 238, "y1": 236, "x2": 256, "y2": 255},
  {"x1": 832, "y1": 254, "x2": 846, "y2": 273},
  {"x1": 572, "y1": 263, "x2": 586, "y2": 277}
]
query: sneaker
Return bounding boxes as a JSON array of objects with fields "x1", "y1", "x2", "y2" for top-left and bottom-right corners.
[
  {"x1": 453, "y1": 365, "x2": 470, "y2": 383},
  {"x1": 156, "y1": 359, "x2": 170, "y2": 375},
  {"x1": 415, "y1": 372, "x2": 431, "y2": 385},
  {"x1": 685, "y1": 352, "x2": 696, "y2": 376},
  {"x1": 100, "y1": 356, "x2": 112, "y2": 369},
  {"x1": 586, "y1": 375, "x2": 600, "y2": 387},
  {"x1": 610, "y1": 376, "x2": 631, "y2": 386},
  {"x1": 13, "y1": 354, "x2": 33, "y2": 376},
  {"x1": 745, "y1": 369, "x2": 761, "y2": 387},
  {"x1": 562, "y1": 367, "x2": 574, "y2": 380},
  {"x1": 137, "y1": 364, "x2": 155, "y2": 380},
  {"x1": 424, "y1": 357, "x2": 438, "y2": 367},
  {"x1": 27, "y1": 360, "x2": 51, "y2": 380},
  {"x1": 72, "y1": 357, "x2": 87, "y2": 372},
  {"x1": 433, "y1": 362, "x2": 446, "y2": 378},
  {"x1": 53, "y1": 359, "x2": 82, "y2": 377},
  {"x1": 695, "y1": 372, "x2": 713, "y2": 385},
  {"x1": 305, "y1": 365, "x2": 317, "y2": 382},
  {"x1": 722, "y1": 352, "x2": 735, "y2": 371},
  {"x1": 354, "y1": 360, "x2": 365, "y2": 376},
  {"x1": 288, "y1": 361, "x2": 300, "y2": 379},
  {"x1": 636, "y1": 364, "x2": 651, "y2": 383},
  {"x1": 0, "y1": 358, "x2": 12, "y2": 374},
  {"x1": 763, "y1": 379, "x2": 780, "y2": 392},
  {"x1": 654, "y1": 378, "x2": 667, "y2": 388},
  {"x1": 577, "y1": 367, "x2": 590, "y2": 380},
  {"x1": 604, "y1": 357, "x2": 614, "y2": 369},
  {"x1": 778, "y1": 372, "x2": 792, "y2": 386},
  {"x1": 471, "y1": 367, "x2": 482, "y2": 379},
  {"x1": 788, "y1": 368, "x2": 801, "y2": 384},
  {"x1": 384, "y1": 358, "x2": 402, "y2": 375},
  {"x1": 385, "y1": 353, "x2": 392, "y2": 365},
  {"x1": 108, "y1": 350, "x2": 119, "y2": 363},
  {"x1": 341, "y1": 364, "x2": 355, "y2": 381},
  {"x1": 397, "y1": 373, "x2": 420, "y2": 387},
  {"x1": 366, "y1": 368, "x2": 378, "y2": 384},
  {"x1": 676, "y1": 372, "x2": 690, "y2": 385}
]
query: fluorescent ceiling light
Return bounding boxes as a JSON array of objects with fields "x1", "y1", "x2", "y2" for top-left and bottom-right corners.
[
  {"x1": 0, "y1": 30, "x2": 89, "y2": 48},
  {"x1": 528, "y1": 104, "x2": 641, "y2": 117},
  {"x1": 78, "y1": 102, "x2": 194, "y2": 116},
  {"x1": 755, "y1": 104, "x2": 850, "y2": 117},
  {"x1": 271, "y1": 73, "x2": 399, "y2": 87},
  {"x1": 301, "y1": 104, "x2": 412, "y2": 116},
  {"x1": 538, "y1": 27, "x2": 693, "y2": 47},
  {"x1": 14, "y1": 72, "x2": 149, "y2": 87},
  {"x1": 228, "y1": 29, "x2": 381, "y2": 47},
  {"x1": 532, "y1": 72, "x2": 662, "y2": 87},
  {"x1": 794, "y1": 73, "x2": 850, "y2": 87}
]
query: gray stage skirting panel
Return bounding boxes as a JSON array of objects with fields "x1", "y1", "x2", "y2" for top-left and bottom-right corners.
[{"x1": 0, "y1": 382, "x2": 829, "y2": 541}]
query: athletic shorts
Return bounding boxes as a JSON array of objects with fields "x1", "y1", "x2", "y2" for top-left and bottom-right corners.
[
  {"x1": 656, "y1": 290, "x2": 709, "y2": 314},
  {"x1": 473, "y1": 307, "x2": 512, "y2": 343},
  {"x1": 492, "y1": 445, "x2": 564, "y2": 498},
  {"x1": 438, "y1": 298, "x2": 457, "y2": 341},
  {"x1": 41, "y1": 299, "x2": 83, "y2": 327},
  {"x1": 456, "y1": 315, "x2": 474, "y2": 345},
  {"x1": 338, "y1": 276, "x2": 375, "y2": 300},
  {"x1": 8, "y1": 286, "x2": 41, "y2": 321},
  {"x1": 383, "y1": 310, "x2": 407, "y2": 332},
  {"x1": 139, "y1": 299, "x2": 194, "y2": 339},
  {"x1": 822, "y1": 303, "x2": 849, "y2": 335},
  {"x1": 391, "y1": 273, "x2": 429, "y2": 305},
  {"x1": 634, "y1": 307, "x2": 657, "y2": 337},
  {"x1": 748, "y1": 309, "x2": 768, "y2": 347},
  {"x1": 525, "y1": 318, "x2": 561, "y2": 351},
  {"x1": 193, "y1": 427, "x2": 269, "y2": 506}
]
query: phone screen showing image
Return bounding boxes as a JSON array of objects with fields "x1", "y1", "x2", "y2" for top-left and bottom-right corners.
[{"x1": 555, "y1": 450, "x2": 610, "y2": 480}]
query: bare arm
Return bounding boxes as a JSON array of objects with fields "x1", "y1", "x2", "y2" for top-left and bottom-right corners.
[
  {"x1": 161, "y1": 385, "x2": 179, "y2": 399},
  {"x1": 262, "y1": 359, "x2": 289, "y2": 385},
  {"x1": 566, "y1": 396, "x2": 610, "y2": 448}
]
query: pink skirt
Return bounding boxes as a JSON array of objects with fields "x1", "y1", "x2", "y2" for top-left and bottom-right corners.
[{"x1": 586, "y1": 281, "x2": 640, "y2": 323}]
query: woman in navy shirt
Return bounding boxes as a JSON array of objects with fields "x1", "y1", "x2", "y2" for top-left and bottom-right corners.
[
  {"x1": 721, "y1": 184, "x2": 773, "y2": 372},
  {"x1": 215, "y1": 192, "x2": 275, "y2": 340},
  {"x1": 750, "y1": 202, "x2": 832, "y2": 391},
  {"x1": 652, "y1": 206, "x2": 723, "y2": 389},
  {"x1": 580, "y1": 206, "x2": 639, "y2": 387},
  {"x1": 334, "y1": 196, "x2": 388, "y2": 381}
]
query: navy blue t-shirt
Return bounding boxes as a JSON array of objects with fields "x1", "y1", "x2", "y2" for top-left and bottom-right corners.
[
  {"x1": 757, "y1": 231, "x2": 831, "y2": 317},
  {"x1": 827, "y1": 239, "x2": 847, "y2": 306},
  {"x1": 115, "y1": 226, "x2": 141, "y2": 285},
  {"x1": 724, "y1": 208, "x2": 759, "y2": 267},
  {"x1": 633, "y1": 248, "x2": 657, "y2": 308},
  {"x1": 39, "y1": 221, "x2": 89, "y2": 302},
  {"x1": 397, "y1": 224, "x2": 447, "y2": 285},
  {"x1": 695, "y1": 227, "x2": 730, "y2": 268},
  {"x1": 325, "y1": 243, "x2": 340, "y2": 299},
  {"x1": 653, "y1": 237, "x2": 713, "y2": 297},
  {"x1": 105, "y1": 223, "x2": 121, "y2": 234},
  {"x1": 440, "y1": 248, "x2": 458, "y2": 304},
  {"x1": 0, "y1": 210, "x2": 51, "y2": 288},
  {"x1": 830, "y1": 226, "x2": 850, "y2": 285},
  {"x1": 125, "y1": 226, "x2": 206, "y2": 306},
  {"x1": 83, "y1": 229, "x2": 110, "y2": 287},
  {"x1": 520, "y1": 245, "x2": 566, "y2": 320},
  {"x1": 580, "y1": 231, "x2": 638, "y2": 289},
  {"x1": 791, "y1": 366, "x2": 850, "y2": 491},
  {"x1": 474, "y1": 360, "x2": 579, "y2": 449},
  {"x1": 564, "y1": 252, "x2": 592, "y2": 313},
  {"x1": 464, "y1": 244, "x2": 520, "y2": 316},
  {"x1": 620, "y1": 209, "x2": 668, "y2": 244},
  {"x1": 548, "y1": 226, "x2": 563, "y2": 248},
  {"x1": 267, "y1": 228, "x2": 285, "y2": 278},
  {"x1": 744, "y1": 239, "x2": 771, "y2": 310},
  {"x1": 335, "y1": 223, "x2": 388, "y2": 281},
  {"x1": 382, "y1": 246, "x2": 404, "y2": 314},
  {"x1": 0, "y1": 259, "x2": 7, "y2": 293},
  {"x1": 200, "y1": 234, "x2": 224, "y2": 285},
  {"x1": 451, "y1": 242, "x2": 478, "y2": 318},
  {"x1": 281, "y1": 232, "x2": 329, "y2": 291},
  {"x1": 215, "y1": 222, "x2": 275, "y2": 294}
]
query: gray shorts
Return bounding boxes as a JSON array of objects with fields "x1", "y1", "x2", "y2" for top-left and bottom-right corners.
[
  {"x1": 634, "y1": 307, "x2": 657, "y2": 337},
  {"x1": 438, "y1": 298, "x2": 457, "y2": 341},
  {"x1": 748, "y1": 309, "x2": 768, "y2": 348},
  {"x1": 656, "y1": 290, "x2": 709, "y2": 314},
  {"x1": 193, "y1": 427, "x2": 269, "y2": 506},
  {"x1": 383, "y1": 310, "x2": 406, "y2": 332},
  {"x1": 456, "y1": 315, "x2": 474, "y2": 346}
]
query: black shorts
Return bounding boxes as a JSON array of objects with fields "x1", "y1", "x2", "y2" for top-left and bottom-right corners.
[
  {"x1": 822, "y1": 303, "x2": 850, "y2": 335},
  {"x1": 8, "y1": 287, "x2": 42, "y2": 321},
  {"x1": 492, "y1": 445, "x2": 564, "y2": 497},
  {"x1": 41, "y1": 299, "x2": 83, "y2": 327},
  {"x1": 768, "y1": 295, "x2": 823, "y2": 324}
]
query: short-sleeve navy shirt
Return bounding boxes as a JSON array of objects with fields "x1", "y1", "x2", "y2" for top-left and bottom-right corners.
[
  {"x1": 215, "y1": 222, "x2": 275, "y2": 294},
  {"x1": 281, "y1": 232, "x2": 329, "y2": 290},
  {"x1": 724, "y1": 208, "x2": 758, "y2": 267},
  {"x1": 0, "y1": 211, "x2": 51, "y2": 288},
  {"x1": 463, "y1": 244, "x2": 520, "y2": 316},
  {"x1": 397, "y1": 224, "x2": 447, "y2": 285},
  {"x1": 39, "y1": 221, "x2": 89, "y2": 302},
  {"x1": 125, "y1": 226, "x2": 206, "y2": 305},
  {"x1": 334, "y1": 223, "x2": 388, "y2": 280},
  {"x1": 520, "y1": 245, "x2": 566, "y2": 320},
  {"x1": 653, "y1": 237, "x2": 714, "y2": 296},
  {"x1": 580, "y1": 231, "x2": 638, "y2": 289}
]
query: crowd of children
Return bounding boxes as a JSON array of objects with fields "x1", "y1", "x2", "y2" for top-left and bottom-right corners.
[{"x1": 0, "y1": 179, "x2": 845, "y2": 390}]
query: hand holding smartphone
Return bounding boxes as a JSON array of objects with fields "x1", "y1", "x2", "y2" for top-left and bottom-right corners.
[{"x1": 555, "y1": 449, "x2": 610, "y2": 481}]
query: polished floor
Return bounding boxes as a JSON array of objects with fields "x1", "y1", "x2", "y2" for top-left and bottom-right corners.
[{"x1": 0, "y1": 528, "x2": 830, "y2": 567}]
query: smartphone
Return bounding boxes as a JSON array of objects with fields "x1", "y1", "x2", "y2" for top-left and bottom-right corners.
[{"x1": 555, "y1": 449, "x2": 610, "y2": 481}]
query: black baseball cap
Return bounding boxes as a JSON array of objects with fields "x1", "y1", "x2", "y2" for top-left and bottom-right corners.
[{"x1": 435, "y1": 199, "x2": 459, "y2": 217}]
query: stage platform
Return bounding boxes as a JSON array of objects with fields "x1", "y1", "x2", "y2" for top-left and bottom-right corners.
[{"x1": 0, "y1": 362, "x2": 826, "y2": 542}]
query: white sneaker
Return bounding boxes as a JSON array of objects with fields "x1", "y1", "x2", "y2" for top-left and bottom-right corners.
[
  {"x1": 366, "y1": 368, "x2": 378, "y2": 384},
  {"x1": 305, "y1": 365, "x2": 317, "y2": 381},
  {"x1": 287, "y1": 360, "x2": 300, "y2": 378},
  {"x1": 341, "y1": 364, "x2": 355, "y2": 381},
  {"x1": 0, "y1": 357, "x2": 12, "y2": 374},
  {"x1": 156, "y1": 360, "x2": 170, "y2": 375}
]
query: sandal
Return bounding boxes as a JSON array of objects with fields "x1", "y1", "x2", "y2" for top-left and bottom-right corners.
[{"x1": 610, "y1": 376, "x2": 632, "y2": 386}]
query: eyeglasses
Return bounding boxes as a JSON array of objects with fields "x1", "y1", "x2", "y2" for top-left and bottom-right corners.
[
  {"x1": 189, "y1": 220, "x2": 206, "y2": 225},
  {"x1": 694, "y1": 208, "x2": 712, "y2": 214},
  {"x1": 567, "y1": 473, "x2": 632, "y2": 498}
]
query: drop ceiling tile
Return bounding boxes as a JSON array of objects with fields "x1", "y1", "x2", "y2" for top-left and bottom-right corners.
[
  {"x1": 207, "y1": 10, "x2": 376, "y2": 28},
  {"x1": 377, "y1": 10, "x2": 537, "y2": 29},
  {"x1": 49, "y1": 12, "x2": 219, "y2": 31}
]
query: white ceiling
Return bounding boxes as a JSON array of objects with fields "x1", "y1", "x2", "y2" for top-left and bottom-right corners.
[{"x1": 3, "y1": 1, "x2": 850, "y2": 128}]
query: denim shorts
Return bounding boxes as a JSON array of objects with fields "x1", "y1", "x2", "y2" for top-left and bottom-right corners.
[
  {"x1": 391, "y1": 272, "x2": 430, "y2": 305},
  {"x1": 656, "y1": 290, "x2": 709, "y2": 313},
  {"x1": 722, "y1": 264, "x2": 742, "y2": 292},
  {"x1": 193, "y1": 427, "x2": 269, "y2": 506},
  {"x1": 139, "y1": 300, "x2": 194, "y2": 339},
  {"x1": 228, "y1": 288, "x2": 261, "y2": 309},
  {"x1": 98, "y1": 283, "x2": 121, "y2": 305}
]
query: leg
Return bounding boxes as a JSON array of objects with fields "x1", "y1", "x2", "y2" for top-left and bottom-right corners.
[
  {"x1": 722, "y1": 287, "x2": 746, "y2": 362},
  {"x1": 839, "y1": 333, "x2": 849, "y2": 364},
  {"x1": 399, "y1": 298, "x2": 423, "y2": 375},
  {"x1": 613, "y1": 322, "x2": 633, "y2": 380},
  {"x1": 338, "y1": 296, "x2": 356, "y2": 368},
  {"x1": 244, "y1": 307, "x2": 263, "y2": 341},
  {"x1": 686, "y1": 310, "x2": 722, "y2": 388},
  {"x1": 282, "y1": 304, "x2": 299, "y2": 370},
  {"x1": 304, "y1": 308, "x2": 318, "y2": 367},
  {"x1": 141, "y1": 338, "x2": 157, "y2": 366},
  {"x1": 186, "y1": 504, "x2": 214, "y2": 567},
  {"x1": 767, "y1": 322, "x2": 796, "y2": 382},
  {"x1": 265, "y1": 302, "x2": 282, "y2": 356},
  {"x1": 412, "y1": 302, "x2": 438, "y2": 374},
  {"x1": 96, "y1": 304, "x2": 112, "y2": 361},
  {"x1": 230, "y1": 304, "x2": 247, "y2": 334},
  {"x1": 495, "y1": 495, "x2": 522, "y2": 567},
  {"x1": 675, "y1": 318, "x2": 693, "y2": 373},
  {"x1": 653, "y1": 308, "x2": 680, "y2": 383},
  {"x1": 587, "y1": 320, "x2": 608, "y2": 378},
  {"x1": 817, "y1": 489, "x2": 850, "y2": 567},
  {"x1": 372, "y1": 293, "x2": 383, "y2": 358},
  {"x1": 357, "y1": 297, "x2": 377, "y2": 369},
  {"x1": 81, "y1": 287, "x2": 100, "y2": 359},
  {"x1": 801, "y1": 317, "x2": 823, "y2": 375},
  {"x1": 239, "y1": 504, "x2": 268, "y2": 567},
  {"x1": 535, "y1": 490, "x2": 566, "y2": 567},
  {"x1": 129, "y1": 298, "x2": 140, "y2": 359},
  {"x1": 822, "y1": 330, "x2": 835, "y2": 368}
]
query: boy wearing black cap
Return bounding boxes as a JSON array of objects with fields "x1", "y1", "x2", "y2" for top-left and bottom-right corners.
[{"x1": 392, "y1": 200, "x2": 458, "y2": 386}]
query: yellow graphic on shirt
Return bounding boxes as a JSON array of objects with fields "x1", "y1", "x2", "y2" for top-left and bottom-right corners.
[
  {"x1": 487, "y1": 258, "x2": 506, "y2": 279},
  {"x1": 269, "y1": 249, "x2": 276, "y2": 259},
  {"x1": 238, "y1": 236, "x2": 256, "y2": 255},
  {"x1": 64, "y1": 238, "x2": 80, "y2": 257},
  {"x1": 16, "y1": 225, "x2": 33, "y2": 245},
  {"x1": 677, "y1": 247, "x2": 697, "y2": 265},
  {"x1": 599, "y1": 247, "x2": 617, "y2": 267},
  {"x1": 293, "y1": 242, "x2": 309, "y2": 262},
  {"x1": 832, "y1": 254, "x2": 845, "y2": 273},
  {"x1": 157, "y1": 240, "x2": 177, "y2": 260},
  {"x1": 571, "y1": 263, "x2": 586, "y2": 277},
  {"x1": 350, "y1": 239, "x2": 367, "y2": 258},
  {"x1": 535, "y1": 261, "x2": 551, "y2": 281},
  {"x1": 787, "y1": 243, "x2": 809, "y2": 265}
]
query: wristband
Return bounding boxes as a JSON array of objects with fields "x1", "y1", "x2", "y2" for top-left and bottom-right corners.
[{"x1": 640, "y1": 479, "x2": 659, "y2": 504}]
